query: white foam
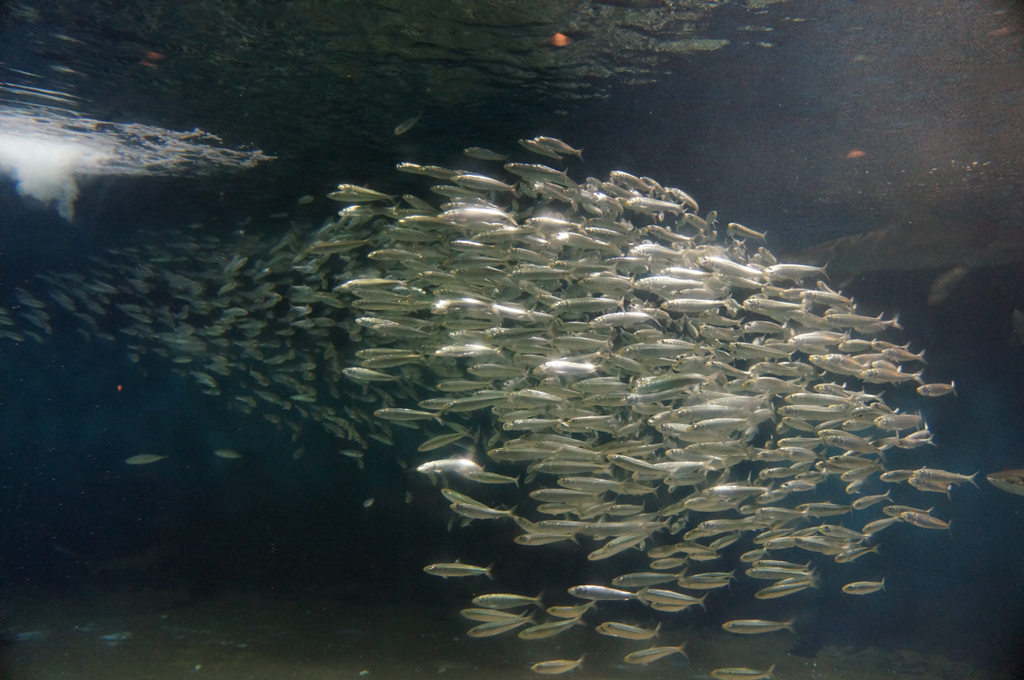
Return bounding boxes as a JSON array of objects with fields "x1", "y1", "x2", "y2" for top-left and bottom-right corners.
[
  {"x1": 0, "y1": 133, "x2": 107, "y2": 220},
  {"x1": 0, "y1": 106, "x2": 271, "y2": 221}
]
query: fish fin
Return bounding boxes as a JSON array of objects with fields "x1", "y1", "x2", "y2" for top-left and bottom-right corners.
[{"x1": 485, "y1": 563, "x2": 495, "y2": 581}]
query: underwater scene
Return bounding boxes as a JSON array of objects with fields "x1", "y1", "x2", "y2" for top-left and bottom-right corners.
[{"x1": 1, "y1": 1, "x2": 1023, "y2": 679}]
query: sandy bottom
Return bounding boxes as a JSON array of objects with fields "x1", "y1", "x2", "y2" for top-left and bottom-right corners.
[{"x1": 0, "y1": 587, "x2": 997, "y2": 680}]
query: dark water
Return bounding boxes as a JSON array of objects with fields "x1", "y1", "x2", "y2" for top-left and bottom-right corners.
[{"x1": 1, "y1": 1, "x2": 1023, "y2": 678}]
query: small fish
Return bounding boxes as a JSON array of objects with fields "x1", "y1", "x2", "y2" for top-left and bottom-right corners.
[
  {"x1": 518, "y1": 616, "x2": 581, "y2": 639},
  {"x1": 987, "y1": 469, "x2": 1024, "y2": 496},
  {"x1": 463, "y1": 147, "x2": 508, "y2": 161},
  {"x1": 363, "y1": 498, "x2": 374, "y2": 508},
  {"x1": 727, "y1": 223, "x2": 767, "y2": 241},
  {"x1": 463, "y1": 470, "x2": 519, "y2": 486},
  {"x1": 100, "y1": 632, "x2": 132, "y2": 643},
  {"x1": 754, "y1": 579, "x2": 815, "y2": 599},
  {"x1": 416, "y1": 458, "x2": 482, "y2": 477},
  {"x1": 328, "y1": 184, "x2": 395, "y2": 203},
  {"x1": 395, "y1": 162, "x2": 458, "y2": 179},
  {"x1": 649, "y1": 557, "x2": 688, "y2": 570},
  {"x1": 852, "y1": 491, "x2": 891, "y2": 510},
  {"x1": 530, "y1": 136, "x2": 584, "y2": 160},
  {"x1": 899, "y1": 511, "x2": 950, "y2": 531},
  {"x1": 530, "y1": 655, "x2": 585, "y2": 675},
  {"x1": 917, "y1": 381, "x2": 957, "y2": 397},
  {"x1": 721, "y1": 619, "x2": 796, "y2": 634},
  {"x1": 417, "y1": 431, "x2": 471, "y2": 452},
  {"x1": 518, "y1": 138, "x2": 563, "y2": 161},
  {"x1": 342, "y1": 367, "x2": 402, "y2": 382},
  {"x1": 374, "y1": 407, "x2": 443, "y2": 424},
  {"x1": 449, "y1": 502, "x2": 517, "y2": 521},
  {"x1": 394, "y1": 113, "x2": 423, "y2": 136},
  {"x1": 297, "y1": 194, "x2": 314, "y2": 205},
  {"x1": 842, "y1": 579, "x2": 885, "y2": 595},
  {"x1": 861, "y1": 368, "x2": 924, "y2": 385},
  {"x1": 637, "y1": 588, "x2": 707, "y2": 610},
  {"x1": 214, "y1": 449, "x2": 242, "y2": 459},
  {"x1": 471, "y1": 592, "x2": 543, "y2": 610},
  {"x1": 125, "y1": 454, "x2": 167, "y2": 465},
  {"x1": 711, "y1": 664, "x2": 776, "y2": 680},
  {"x1": 460, "y1": 608, "x2": 530, "y2": 622},
  {"x1": 764, "y1": 263, "x2": 828, "y2": 281},
  {"x1": 623, "y1": 642, "x2": 688, "y2": 665},
  {"x1": 440, "y1": 489, "x2": 487, "y2": 507},
  {"x1": 595, "y1": 621, "x2": 660, "y2": 640},
  {"x1": 546, "y1": 602, "x2": 596, "y2": 619},
  {"x1": 466, "y1": 617, "x2": 533, "y2": 638},
  {"x1": 862, "y1": 517, "x2": 901, "y2": 535},
  {"x1": 568, "y1": 585, "x2": 637, "y2": 601},
  {"x1": 910, "y1": 467, "x2": 978, "y2": 488},
  {"x1": 423, "y1": 561, "x2": 494, "y2": 579},
  {"x1": 453, "y1": 172, "x2": 515, "y2": 192}
]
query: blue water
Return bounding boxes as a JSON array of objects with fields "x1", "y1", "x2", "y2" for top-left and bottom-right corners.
[{"x1": 1, "y1": 1, "x2": 1023, "y2": 678}]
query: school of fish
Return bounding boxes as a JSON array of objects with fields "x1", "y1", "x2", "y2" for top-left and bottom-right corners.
[{"x1": 1, "y1": 137, "x2": 974, "y2": 676}]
